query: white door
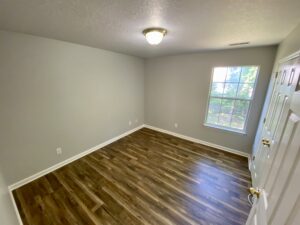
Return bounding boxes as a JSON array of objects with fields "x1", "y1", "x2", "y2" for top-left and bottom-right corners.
[
  {"x1": 252, "y1": 72, "x2": 276, "y2": 157},
  {"x1": 247, "y1": 56, "x2": 300, "y2": 224},
  {"x1": 247, "y1": 90, "x2": 300, "y2": 225},
  {"x1": 251, "y1": 57, "x2": 299, "y2": 188},
  {"x1": 246, "y1": 190, "x2": 268, "y2": 225}
]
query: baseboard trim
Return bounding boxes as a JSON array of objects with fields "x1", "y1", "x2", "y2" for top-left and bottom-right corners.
[
  {"x1": 9, "y1": 189, "x2": 24, "y2": 225},
  {"x1": 248, "y1": 155, "x2": 255, "y2": 184},
  {"x1": 144, "y1": 124, "x2": 249, "y2": 158},
  {"x1": 8, "y1": 123, "x2": 250, "y2": 191},
  {"x1": 248, "y1": 156, "x2": 252, "y2": 171},
  {"x1": 8, "y1": 125, "x2": 144, "y2": 191},
  {"x1": 8, "y1": 123, "x2": 249, "y2": 225}
]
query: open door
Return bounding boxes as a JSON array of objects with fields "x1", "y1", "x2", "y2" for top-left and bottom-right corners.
[
  {"x1": 251, "y1": 58, "x2": 299, "y2": 188},
  {"x1": 247, "y1": 54, "x2": 300, "y2": 224}
]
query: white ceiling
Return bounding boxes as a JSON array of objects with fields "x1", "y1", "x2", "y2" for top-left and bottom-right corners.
[{"x1": 0, "y1": 0, "x2": 300, "y2": 58}]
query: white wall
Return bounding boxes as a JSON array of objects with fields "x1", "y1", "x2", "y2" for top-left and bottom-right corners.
[
  {"x1": 145, "y1": 46, "x2": 277, "y2": 154},
  {"x1": 0, "y1": 30, "x2": 144, "y2": 185}
]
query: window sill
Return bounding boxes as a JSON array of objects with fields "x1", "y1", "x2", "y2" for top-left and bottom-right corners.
[{"x1": 203, "y1": 123, "x2": 247, "y2": 135}]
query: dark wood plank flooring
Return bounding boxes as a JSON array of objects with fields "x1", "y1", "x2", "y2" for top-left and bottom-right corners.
[{"x1": 13, "y1": 128, "x2": 252, "y2": 225}]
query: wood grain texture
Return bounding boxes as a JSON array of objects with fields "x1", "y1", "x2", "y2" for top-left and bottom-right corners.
[{"x1": 13, "y1": 128, "x2": 252, "y2": 225}]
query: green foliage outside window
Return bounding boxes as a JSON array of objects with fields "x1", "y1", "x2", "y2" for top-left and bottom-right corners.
[{"x1": 206, "y1": 66, "x2": 258, "y2": 131}]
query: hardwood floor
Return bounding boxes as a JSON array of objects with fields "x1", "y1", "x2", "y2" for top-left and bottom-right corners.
[{"x1": 13, "y1": 128, "x2": 252, "y2": 225}]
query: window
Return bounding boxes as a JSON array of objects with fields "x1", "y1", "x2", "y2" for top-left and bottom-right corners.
[{"x1": 205, "y1": 66, "x2": 259, "y2": 133}]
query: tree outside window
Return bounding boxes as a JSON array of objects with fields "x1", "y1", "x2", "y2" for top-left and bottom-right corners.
[{"x1": 205, "y1": 66, "x2": 259, "y2": 133}]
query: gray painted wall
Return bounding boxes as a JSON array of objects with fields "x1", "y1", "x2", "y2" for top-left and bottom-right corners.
[
  {"x1": 0, "y1": 23, "x2": 299, "y2": 225},
  {"x1": 274, "y1": 23, "x2": 300, "y2": 66},
  {"x1": 0, "y1": 30, "x2": 144, "y2": 185},
  {"x1": 253, "y1": 23, "x2": 300, "y2": 155},
  {"x1": 145, "y1": 46, "x2": 277, "y2": 154}
]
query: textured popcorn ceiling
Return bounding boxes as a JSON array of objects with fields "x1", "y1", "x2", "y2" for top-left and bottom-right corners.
[{"x1": 0, "y1": 0, "x2": 300, "y2": 58}]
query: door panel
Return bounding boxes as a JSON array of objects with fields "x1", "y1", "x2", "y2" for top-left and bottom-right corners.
[
  {"x1": 267, "y1": 112, "x2": 300, "y2": 223},
  {"x1": 261, "y1": 66, "x2": 300, "y2": 189},
  {"x1": 251, "y1": 70, "x2": 281, "y2": 187},
  {"x1": 246, "y1": 191, "x2": 268, "y2": 225},
  {"x1": 247, "y1": 55, "x2": 300, "y2": 225},
  {"x1": 252, "y1": 63, "x2": 299, "y2": 188}
]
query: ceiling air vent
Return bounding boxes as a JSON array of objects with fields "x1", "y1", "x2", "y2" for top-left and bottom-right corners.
[{"x1": 229, "y1": 42, "x2": 250, "y2": 46}]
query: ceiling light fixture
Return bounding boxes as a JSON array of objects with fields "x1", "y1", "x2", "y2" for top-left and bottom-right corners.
[{"x1": 143, "y1": 28, "x2": 167, "y2": 45}]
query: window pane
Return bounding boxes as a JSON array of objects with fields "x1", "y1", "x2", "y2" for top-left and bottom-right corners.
[
  {"x1": 213, "y1": 67, "x2": 227, "y2": 82},
  {"x1": 206, "y1": 66, "x2": 258, "y2": 132},
  {"x1": 223, "y1": 83, "x2": 238, "y2": 98},
  {"x1": 240, "y1": 67, "x2": 258, "y2": 83},
  {"x1": 218, "y1": 113, "x2": 231, "y2": 127},
  {"x1": 231, "y1": 115, "x2": 246, "y2": 130},
  {"x1": 208, "y1": 97, "x2": 222, "y2": 113},
  {"x1": 233, "y1": 100, "x2": 249, "y2": 116},
  {"x1": 207, "y1": 113, "x2": 219, "y2": 125},
  {"x1": 226, "y1": 67, "x2": 241, "y2": 83},
  {"x1": 237, "y1": 83, "x2": 254, "y2": 99},
  {"x1": 211, "y1": 83, "x2": 224, "y2": 97},
  {"x1": 220, "y1": 99, "x2": 234, "y2": 114}
]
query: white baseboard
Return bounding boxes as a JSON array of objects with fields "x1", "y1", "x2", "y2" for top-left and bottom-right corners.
[
  {"x1": 248, "y1": 155, "x2": 252, "y2": 171},
  {"x1": 8, "y1": 123, "x2": 249, "y2": 191},
  {"x1": 8, "y1": 123, "x2": 249, "y2": 225},
  {"x1": 8, "y1": 125, "x2": 144, "y2": 225},
  {"x1": 9, "y1": 189, "x2": 23, "y2": 225},
  {"x1": 8, "y1": 125, "x2": 144, "y2": 191},
  {"x1": 144, "y1": 124, "x2": 250, "y2": 158},
  {"x1": 248, "y1": 155, "x2": 255, "y2": 184}
]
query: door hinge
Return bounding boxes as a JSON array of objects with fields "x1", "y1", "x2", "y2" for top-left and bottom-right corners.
[
  {"x1": 275, "y1": 72, "x2": 278, "y2": 78},
  {"x1": 262, "y1": 138, "x2": 271, "y2": 147},
  {"x1": 263, "y1": 118, "x2": 266, "y2": 124},
  {"x1": 249, "y1": 187, "x2": 261, "y2": 198}
]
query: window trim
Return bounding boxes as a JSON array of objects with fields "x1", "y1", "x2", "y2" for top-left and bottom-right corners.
[{"x1": 204, "y1": 65, "x2": 260, "y2": 134}]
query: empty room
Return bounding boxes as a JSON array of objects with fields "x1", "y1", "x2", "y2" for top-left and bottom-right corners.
[{"x1": 1, "y1": 0, "x2": 300, "y2": 224}]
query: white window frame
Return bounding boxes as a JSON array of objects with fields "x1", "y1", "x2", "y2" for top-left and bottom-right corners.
[{"x1": 204, "y1": 65, "x2": 260, "y2": 134}]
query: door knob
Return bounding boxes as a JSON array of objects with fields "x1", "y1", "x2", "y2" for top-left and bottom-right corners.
[
  {"x1": 262, "y1": 138, "x2": 271, "y2": 147},
  {"x1": 249, "y1": 187, "x2": 261, "y2": 198}
]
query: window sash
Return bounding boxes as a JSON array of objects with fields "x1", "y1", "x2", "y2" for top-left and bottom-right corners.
[
  {"x1": 208, "y1": 96, "x2": 253, "y2": 101},
  {"x1": 207, "y1": 98, "x2": 250, "y2": 130},
  {"x1": 205, "y1": 66, "x2": 259, "y2": 133}
]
